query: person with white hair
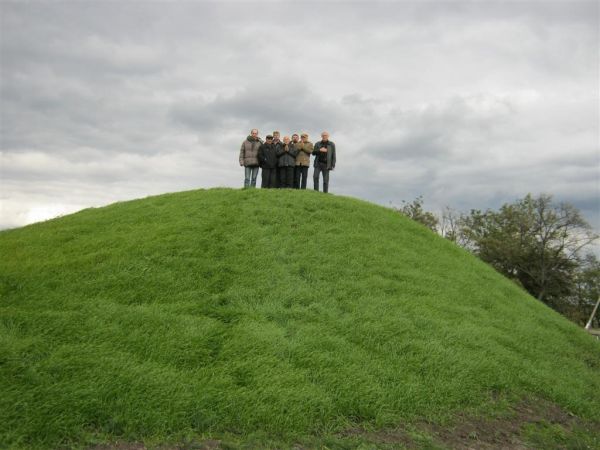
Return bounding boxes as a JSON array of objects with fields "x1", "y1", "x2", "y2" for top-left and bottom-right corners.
[
  {"x1": 312, "y1": 131, "x2": 336, "y2": 193},
  {"x1": 239, "y1": 128, "x2": 262, "y2": 188}
]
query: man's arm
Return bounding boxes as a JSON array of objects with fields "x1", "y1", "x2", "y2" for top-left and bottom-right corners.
[
  {"x1": 331, "y1": 142, "x2": 336, "y2": 169},
  {"x1": 239, "y1": 142, "x2": 245, "y2": 166},
  {"x1": 257, "y1": 144, "x2": 265, "y2": 167}
]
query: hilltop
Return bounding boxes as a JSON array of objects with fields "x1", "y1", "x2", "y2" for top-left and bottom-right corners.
[{"x1": 1, "y1": 188, "x2": 599, "y2": 449}]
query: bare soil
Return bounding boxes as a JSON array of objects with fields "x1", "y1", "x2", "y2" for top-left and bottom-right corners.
[
  {"x1": 340, "y1": 397, "x2": 599, "y2": 449},
  {"x1": 88, "y1": 398, "x2": 599, "y2": 449}
]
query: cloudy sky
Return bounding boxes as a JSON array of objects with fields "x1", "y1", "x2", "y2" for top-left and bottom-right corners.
[{"x1": 1, "y1": 1, "x2": 598, "y2": 233}]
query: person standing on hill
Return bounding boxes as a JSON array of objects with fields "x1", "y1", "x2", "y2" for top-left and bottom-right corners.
[
  {"x1": 239, "y1": 128, "x2": 262, "y2": 188},
  {"x1": 294, "y1": 132, "x2": 312, "y2": 189},
  {"x1": 312, "y1": 131, "x2": 336, "y2": 193},
  {"x1": 276, "y1": 135, "x2": 298, "y2": 189},
  {"x1": 258, "y1": 135, "x2": 278, "y2": 188},
  {"x1": 290, "y1": 133, "x2": 300, "y2": 188},
  {"x1": 272, "y1": 131, "x2": 283, "y2": 188}
]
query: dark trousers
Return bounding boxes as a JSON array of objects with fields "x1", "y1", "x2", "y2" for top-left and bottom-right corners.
[
  {"x1": 294, "y1": 166, "x2": 309, "y2": 189},
  {"x1": 261, "y1": 168, "x2": 277, "y2": 188},
  {"x1": 313, "y1": 162, "x2": 330, "y2": 193},
  {"x1": 278, "y1": 166, "x2": 295, "y2": 189}
]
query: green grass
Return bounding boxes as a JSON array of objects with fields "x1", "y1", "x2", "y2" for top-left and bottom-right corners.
[
  {"x1": 522, "y1": 420, "x2": 600, "y2": 450},
  {"x1": 1, "y1": 188, "x2": 599, "y2": 449}
]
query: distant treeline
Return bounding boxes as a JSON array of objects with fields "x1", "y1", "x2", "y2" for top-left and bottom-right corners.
[{"x1": 396, "y1": 193, "x2": 599, "y2": 327}]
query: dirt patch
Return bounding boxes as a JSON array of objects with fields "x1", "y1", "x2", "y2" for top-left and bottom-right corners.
[
  {"x1": 338, "y1": 398, "x2": 599, "y2": 449},
  {"x1": 89, "y1": 443, "x2": 147, "y2": 450},
  {"x1": 86, "y1": 399, "x2": 599, "y2": 449},
  {"x1": 89, "y1": 439, "x2": 222, "y2": 450},
  {"x1": 340, "y1": 426, "x2": 416, "y2": 447}
]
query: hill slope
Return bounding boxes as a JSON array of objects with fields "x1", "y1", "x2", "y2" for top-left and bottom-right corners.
[{"x1": 1, "y1": 188, "x2": 599, "y2": 448}]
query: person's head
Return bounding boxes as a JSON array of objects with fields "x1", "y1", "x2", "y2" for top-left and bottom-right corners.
[
  {"x1": 266, "y1": 135, "x2": 273, "y2": 143},
  {"x1": 301, "y1": 132, "x2": 309, "y2": 142},
  {"x1": 321, "y1": 131, "x2": 329, "y2": 142},
  {"x1": 283, "y1": 136, "x2": 291, "y2": 144},
  {"x1": 250, "y1": 129, "x2": 259, "y2": 138},
  {"x1": 292, "y1": 133, "x2": 299, "y2": 143},
  {"x1": 273, "y1": 131, "x2": 280, "y2": 138}
]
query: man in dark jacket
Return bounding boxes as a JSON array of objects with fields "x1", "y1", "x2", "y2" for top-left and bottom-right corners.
[
  {"x1": 258, "y1": 135, "x2": 278, "y2": 188},
  {"x1": 276, "y1": 136, "x2": 298, "y2": 189},
  {"x1": 272, "y1": 131, "x2": 282, "y2": 188},
  {"x1": 312, "y1": 131, "x2": 336, "y2": 193},
  {"x1": 239, "y1": 128, "x2": 262, "y2": 188}
]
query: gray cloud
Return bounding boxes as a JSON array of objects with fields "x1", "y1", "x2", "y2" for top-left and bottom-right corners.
[
  {"x1": 1, "y1": 1, "x2": 598, "y2": 234},
  {"x1": 167, "y1": 78, "x2": 378, "y2": 139},
  {"x1": 370, "y1": 132, "x2": 448, "y2": 162}
]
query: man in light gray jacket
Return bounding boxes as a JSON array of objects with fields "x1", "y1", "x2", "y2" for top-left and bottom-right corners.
[{"x1": 239, "y1": 129, "x2": 263, "y2": 188}]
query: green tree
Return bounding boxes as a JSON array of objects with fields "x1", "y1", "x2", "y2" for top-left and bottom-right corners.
[
  {"x1": 460, "y1": 194, "x2": 598, "y2": 309},
  {"x1": 396, "y1": 196, "x2": 439, "y2": 232},
  {"x1": 572, "y1": 254, "x2": 600, "y2": 327}
]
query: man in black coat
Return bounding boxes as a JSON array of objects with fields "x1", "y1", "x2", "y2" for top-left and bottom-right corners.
[
  {"x1": 258, "y1": 135, "x2": 278, "y2": 188},
  {"x1": 272, "y1": 131, "x2": 282, "y2": 188},
  {"x1": 312, "y1": 131, "x2": 336, "y2": 193},
  {"x1": 276, "y1": 136, "x2": 299, "y2": 189}
]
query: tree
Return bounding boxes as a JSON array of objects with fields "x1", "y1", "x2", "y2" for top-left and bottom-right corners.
[
  {"x1": 460, "y1": 194, "x2": 598, "y2": 308},
  {"x1": 395, "y1": 196, "x2": 439, "y2": 232},
  {"x1": 394, "y1": 193, "x2": 598, "y2": 323},
  {"x1": 572, "y1": 254, "x2": 600, "y2": 327},
  {"x1": 438, "y1": 206, "x2": 469, "y2": 246}
]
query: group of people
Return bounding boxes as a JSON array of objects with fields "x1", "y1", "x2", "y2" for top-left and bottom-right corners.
[{"x1": 239, "y1": 129, "x2": 337, "y2": 192}]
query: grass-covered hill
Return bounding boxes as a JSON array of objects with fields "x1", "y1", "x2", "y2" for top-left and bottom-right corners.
[{"x1": 1, "y1": 188, "x2": 599, "y2": 449}]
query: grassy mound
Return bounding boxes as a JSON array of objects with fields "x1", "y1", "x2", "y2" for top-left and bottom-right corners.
[{"x1": 1, "y1": 188, "x2": 599, "y2": 448}]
